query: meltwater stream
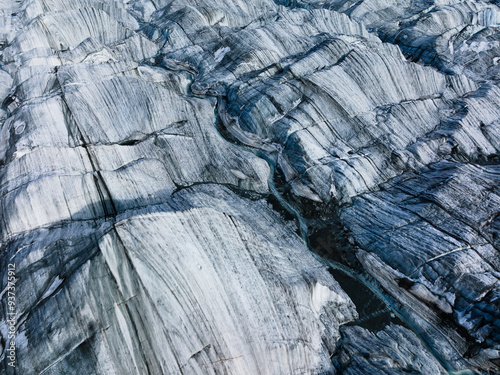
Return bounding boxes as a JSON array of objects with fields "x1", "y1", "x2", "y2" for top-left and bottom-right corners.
[{"x1": 206, "y1": 94, "x2": 476, "y2": 375}]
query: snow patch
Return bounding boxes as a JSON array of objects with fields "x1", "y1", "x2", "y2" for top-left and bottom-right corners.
[
  {"x1": 460, "y1": 41, "x2": 499, "y2": 54},
  {"x1": 41, "y1": 276, "x2": 64, "y2": 300},
  {"x1": 214, "y1": 46, "x2": 231, "y2": 63},
  {"x1": 311, "y1": 282, "x2": 346, "y2": 314}
]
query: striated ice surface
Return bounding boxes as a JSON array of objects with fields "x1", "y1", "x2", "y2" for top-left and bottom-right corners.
[{"x1": 1, "y1": 0, "x2": 499, "y2": 374}]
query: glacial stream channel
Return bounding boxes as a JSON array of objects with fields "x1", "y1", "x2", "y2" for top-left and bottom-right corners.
[{"x1": 182, "y1": 73, "x2": 474, "y2": 374}]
